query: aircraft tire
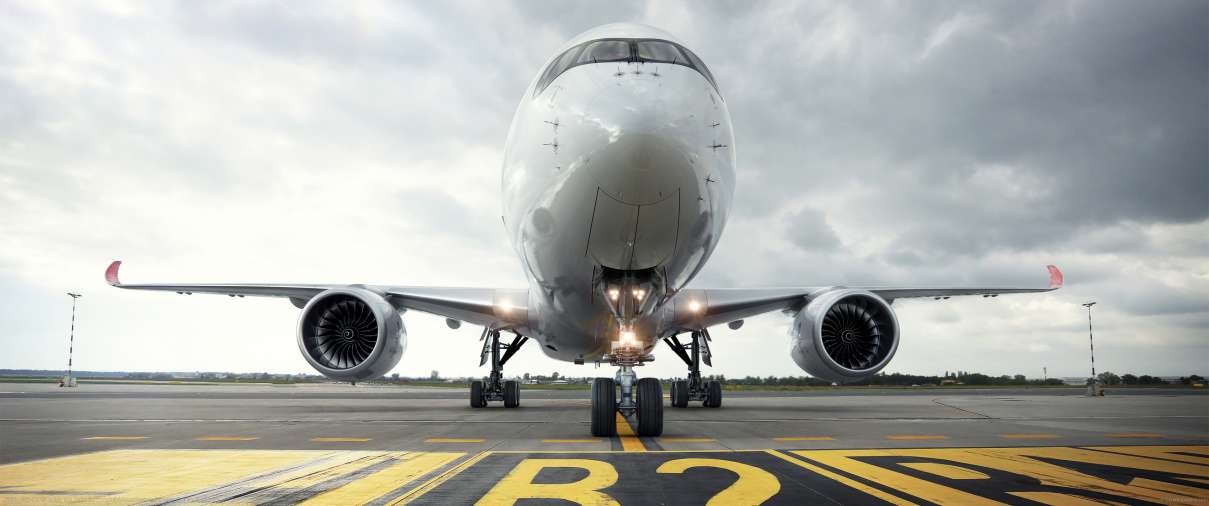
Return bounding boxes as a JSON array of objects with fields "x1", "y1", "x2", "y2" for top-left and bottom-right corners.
[
  {"x1": 470, "y1": 380, "x2": 486, "y2": 408},
  {"x1": 671, "y1": 380, "x2": 689, "y2": 408},
  {"x1": 704, "y1": 380, "x2": 722, "y2": 408},
  {"x1": 636, "y1": 378, "x2": 663, "y2": 436},
  {"x1": 503, "y1": 380, "x2": 519, "y2": 408},
  {"x1": 590, "y1": 378, "x2": 616, "y2": 437}
]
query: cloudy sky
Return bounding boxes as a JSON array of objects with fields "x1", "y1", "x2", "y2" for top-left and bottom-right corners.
[{"x1": 2, "y1": 1, "x2": 1205, "y2": 380}]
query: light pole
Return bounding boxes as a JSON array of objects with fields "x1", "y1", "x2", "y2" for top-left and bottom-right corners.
[
  {"x1": 1082, "y1": 301, "x2": 1100, "y2": 396},
  {"x1": 63, "y1": 292, "x2": 82, "y2": 388}
]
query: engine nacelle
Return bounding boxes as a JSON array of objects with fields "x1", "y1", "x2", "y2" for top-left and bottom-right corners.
[
  {"x1": 297, "y1": 287, "x2": 406, "y2": 381},
  {"x1": 790, "y1": 289, "x2": 899, "y2": 383}
]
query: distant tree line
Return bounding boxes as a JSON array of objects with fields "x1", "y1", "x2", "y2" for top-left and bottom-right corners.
[
  {"x1": 1097, "y1": 372, "x2": 1201, "y2": 386},
  {"x1": 89, "y1": 370, "x2": 1201, "y2": 386},
  {"x1": 692, "y1": 372, "x2": 1063, "y2": 387},
  {"x1": 122, "y1": 372, "x2": 319, "y2": 383},
  {"x1": 687, "y1": 370, "x2": 1195, "y2": 387}
]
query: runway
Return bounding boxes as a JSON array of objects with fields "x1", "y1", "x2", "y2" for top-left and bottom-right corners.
[{"x1": 1, "y1": 382, "x2": 1206, "y2": 504}]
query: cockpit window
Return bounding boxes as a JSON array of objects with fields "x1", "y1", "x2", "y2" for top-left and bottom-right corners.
[
  {"x1": 635, "y1": 40, "x2": 685, "y2": 63},
  {"x1": 576, "y1": 40, "x2": 631, "y2": 64},
  {"x1": 534, "y1": 38, "x2": 719, "y2": 97}
]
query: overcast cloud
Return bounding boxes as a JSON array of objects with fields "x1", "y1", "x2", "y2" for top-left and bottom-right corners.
[{"x1": 1, "y1": 1, "x2": 1205, "y2": 380}]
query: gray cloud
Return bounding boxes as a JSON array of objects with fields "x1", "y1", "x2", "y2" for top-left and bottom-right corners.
[{"x1": 785, "y1": 207, "x2": 842, "y2": 252}]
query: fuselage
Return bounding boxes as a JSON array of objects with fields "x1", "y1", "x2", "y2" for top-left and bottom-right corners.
[{"x1": 501, "y1": 24, "x2": 736, "y2": 362}]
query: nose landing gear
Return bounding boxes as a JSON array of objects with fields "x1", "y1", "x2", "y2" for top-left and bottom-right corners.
[
  {"x1": 590, "y1": 364, "x2": 663, "y2": 437},
  {"x1": 665, "y1": 330, "x2": 722, "y2": 408},
  {"x1": 470, "y1": 329, "x2": 527, "y2": 408}
]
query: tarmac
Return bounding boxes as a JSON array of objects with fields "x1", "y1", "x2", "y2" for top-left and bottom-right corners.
[{"x1": 0, "y1": 381, "x2": 1206, "y2": 504}]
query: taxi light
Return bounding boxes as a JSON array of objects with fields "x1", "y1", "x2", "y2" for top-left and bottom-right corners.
[
  {"x1": 609, "y1": 288, "x2": 620, "y2": 301},
  {"x1": 688, "y1": 300, "x2": 702, "y2": 313},
  {"x1": 633, "y1": 289, "x2": 646, "y2": 299}
]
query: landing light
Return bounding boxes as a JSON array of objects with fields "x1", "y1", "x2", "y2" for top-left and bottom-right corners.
[
  {"x1": 608, "y1": 288, "x2": 620, "y2": 301},
  {"x1": 619, "y1": 330, "x2": 637, "y2": 346},
  {"x1": 497, "y1": 299, "x2": 513, "y2": 314},
  {"x1": 633, "y1": 288, "x2": 646, "y2": 299},
  {"x1": 688, "y1": 300, "x2": 702, "y2": 313}
]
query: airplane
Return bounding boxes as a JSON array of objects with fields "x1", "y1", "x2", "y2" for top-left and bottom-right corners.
[{"x1": 105, "y1": 23, "x2": 1063, "y2": 437}]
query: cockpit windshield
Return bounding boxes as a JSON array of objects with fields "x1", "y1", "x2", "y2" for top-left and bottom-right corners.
[{"x1": 535, "y1": 38, "x2": 719, "y2": 96}]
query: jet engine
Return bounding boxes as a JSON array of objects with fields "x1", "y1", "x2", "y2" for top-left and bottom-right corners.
[
  {"x1": 296, "y1": 287, "x2": 406, "y2": 381},
  {"x1": 790, "y1": 289, "x2": 899, "y2": 383}
]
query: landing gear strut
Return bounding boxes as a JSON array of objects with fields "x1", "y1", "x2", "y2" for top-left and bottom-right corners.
[
  {"x1": 665, "y1": 330, "x2": 722, "y2": 408},
  {"x1": 470, "y1": 329, "x2": 527, "y2": 408}
]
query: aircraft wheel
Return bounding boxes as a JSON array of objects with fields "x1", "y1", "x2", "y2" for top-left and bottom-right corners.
[
  {"x1": 503, "y1": 380, "x2": 520, "y2": 408},
  {"x1": 590, "y1": 378, "x2": 616, "y2": 437},
  {"x1": 470, "y1": 380, "x2": 486, "y2": 408},
  {"x1": 636, "y1": 378, "x2": 664, "y2": 436},
  {"x1": 671, "y1": 380, "x2": 689, "y2": 408},
  {"x1": 704, "y1": 380, "x2": 723, "y2": 408}
]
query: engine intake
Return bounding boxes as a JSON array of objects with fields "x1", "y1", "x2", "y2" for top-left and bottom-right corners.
[
  {"x1": 297, "y1": 288, "x2": 406, "y2": 381},
  {"x1": 790, "y1": 289, "x2": 899, "y2": 383}
]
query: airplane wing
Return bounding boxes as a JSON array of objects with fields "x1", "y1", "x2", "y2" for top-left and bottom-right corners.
[
  {"x1": 669, "y1": 265, "x2": 1063, "y2": 330},
  {"x1": 104, "y1": 260, "x2": 526, "y2": 328}
]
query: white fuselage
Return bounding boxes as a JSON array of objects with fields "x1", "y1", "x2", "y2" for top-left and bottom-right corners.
[{"x1": 500, "y1": 24, "x2": 736, "y2": 362}]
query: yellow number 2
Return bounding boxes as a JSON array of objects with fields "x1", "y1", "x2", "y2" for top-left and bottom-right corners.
[{"x1": 656, "y1": 458, "x2": 781, "y2": 506}]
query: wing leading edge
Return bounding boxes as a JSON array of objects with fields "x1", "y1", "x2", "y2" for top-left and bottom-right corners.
[
  {"x1": 104, "y1": 260, "x2": 525, "y2": 328},
  {"x1": 669, "y1": 265, "x2": 1063, "y2": 331}
]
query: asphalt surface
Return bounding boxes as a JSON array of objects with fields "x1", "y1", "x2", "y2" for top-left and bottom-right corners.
[{"x1": 0, "y1": 382, "x2": 1205, "y2": 504}]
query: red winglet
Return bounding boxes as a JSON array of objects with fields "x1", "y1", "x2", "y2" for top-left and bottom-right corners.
[
  {"x1": 105, "y1": 260, "x2": 122, "y2": 286},
  {"x1": 1046, "y1": 264, "x2": 1063, "y2": 289}
]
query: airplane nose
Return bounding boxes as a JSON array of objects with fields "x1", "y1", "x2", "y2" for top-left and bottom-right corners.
[
  {"x1": 579, "y1": 88, "x2": 704, "y2": 271},
  {"x1": 589, "y1": 132, "x2": 691, "y2": 205},
  {"x1": 583, "y1": 93, "x2": 700, "y2": 206}
]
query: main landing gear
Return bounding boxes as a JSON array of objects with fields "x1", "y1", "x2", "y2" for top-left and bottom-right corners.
[
  {"x1": 470, "y1": 329, "x2": 527, "y2": 409},
  {"x1": 664, "y1": 330, "x2": 723, "y2": 408}
]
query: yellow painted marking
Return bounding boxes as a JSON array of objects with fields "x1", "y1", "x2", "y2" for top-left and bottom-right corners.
[
  {"x1": 475, "y1": 458, "x2": 619, "y2": 506},
  {"x1": 1092, "y1": 446, "x2": 1209, "y2": 466},
  {"x1": 660, "y1": 437, "x2": 716, "y2": 443},
  {"x1": 185, "y1": 450, "x2": 386, "y2": 501},
  {"x1": 615, "y1": 412, "x2": 647, "y2": 452},
  {"x1": 211, "y1": 451, "x2": 385, "y2": 497},
  {"x1": 270, "y1": 454, "x2": 394, "y2": 490},
  {"x1": 886, "y1": 435, "x2": 950, "y2": 440},
  {"x1": 81, "y1": 436, "x2": 148, "y2": 440},
  {"x1": 775, "y1": 436, "x2": 834, "y2": 441},
  {"x1": 541, "y1": 439, "x2": 599, "y2": 443},
  {"x1": 656, "y1": 458, "x2": 780, "y2": 505},
  {"x1": 391, "y1": 451, "x2": 491, "y2": 504},
  {"x1": 1127, "y1": 477, "x2": 1209, "y2": 497},
  {"x1": 1008, "y1": 491, "x2": 1115, "y2": 505},
  {"x1": 300, "y1": 452, "x2": 462, "y2": 505},
  {"x1": 793, "y1": 450, "x2": 1005, "y2": 505},
  {"x1": 310, "y1": 437, "x2": 372, "y2": 442},
  {"x1": 195, "y1": 436, "x2": 259, "y2": 441},
  {"x1": 0, "y1": 449, "x2": 328, "y2": 503},
  {"x1": 795, "y1": 446, "x2": 1209, "y2": 505},
  {"x1": 900, "y1": 462, "x2": 990, "y2": 480},
  {"x1": 425, "y1": 438, "x2": 485, "y2": 443},
  {"x1": 999, "y1": 433, "x2": 1059, "y2": 439},
  {"x1": 0, "y1": 446, "x2": 1202, "y2": 505},
  {"x1": 1106, "y1": 433, "x2": 1164, "y2": 438},
  {"x1": 766, "y1": 450, "x2": 918, "y2": 506}
]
